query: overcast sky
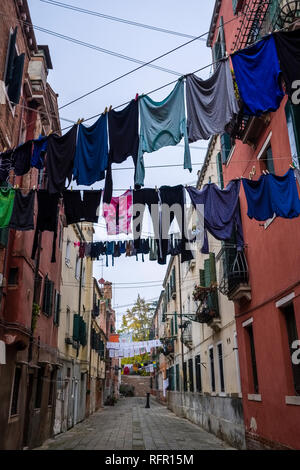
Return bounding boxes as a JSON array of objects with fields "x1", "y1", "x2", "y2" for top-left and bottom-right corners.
[{"x1": 28, "y1": 0, "x2": 215, "y2": 327}]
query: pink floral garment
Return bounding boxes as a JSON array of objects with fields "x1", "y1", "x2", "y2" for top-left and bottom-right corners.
[{"x1": 103, "y1": 189, "x2": 133, "y2": 235}]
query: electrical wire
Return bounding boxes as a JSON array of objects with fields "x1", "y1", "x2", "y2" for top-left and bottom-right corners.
[
  {"x1": 39, "y1": 0, "x2": 208, "y2": 42},
  {"x1": 0, "y1": 11, "x2": 181, "y2": 77},
  {"x1": 56, "y1": 13, "x2": 243, "y2": 112}
]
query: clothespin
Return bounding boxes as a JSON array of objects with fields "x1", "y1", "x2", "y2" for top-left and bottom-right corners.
[
  {"x1": 108, "y1": 105, "x2": 112, "y2": 112},
  {"x1": 76, "y1": 118, "x2": 84, "y2": 125},
  {"x1": 33, "y1": 185, "x2": 36, "y2": 190},
  {"x1": 290, "y1": 163, "x2": 296, "y2": 169},
  {"x1": 262, "y1": 170, "x2": 266, "y2": 175},
  {"x1": 71, "y1": 185, "x2": 73, "y2": 191},
  {"x1": 103, "y1": 107, "x2": 108, "y2": 115},
  {"x1": 135, "y1": 93, "x2": 139, "y2": 101},
  {"x1": 3, "y1": 146, "x2": 7, "y2": 152},
  {"x1": 48, "y1": 129, "x2": 53, "y2": 136},
  {"x1": 155, "y1": 185, "x2": 158, "y2": 192}
]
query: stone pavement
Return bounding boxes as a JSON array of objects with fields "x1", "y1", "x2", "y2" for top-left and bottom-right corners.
[{"x1": 36, "y1": 397, "x2": 234, "y2": 450}]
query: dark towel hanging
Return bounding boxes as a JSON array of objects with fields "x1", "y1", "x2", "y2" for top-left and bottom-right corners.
[
  {"x1": 46, "y1": 125, "x2": 77, "y2": 194},
  {"x1": 31, "y1": 190, "x2": 60, "y2": 263},
  {"x1": 13, "y1": 140, "x2": 33, "y2": 176},
  {"x1": 103, "y1": 99, "x2": 139, "y2": 203},
  {"x1": 9, "y1": 189, "x2": 35, "y2": 231}
]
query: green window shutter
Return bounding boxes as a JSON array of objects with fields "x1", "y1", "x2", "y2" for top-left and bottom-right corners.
[
  {"x1": 173, "y1": 267, "x2": 176, "y2": 292},
  {"x1": 209, "y1": 253, "x2": 217, "y2": 283},
  {"x1": 8, "y1": 53, "x2": 25, "y2": 105},
  {"x1": 50, "y1": 282, "x2": 54, "y2": 317},
  {"x1": 219, "y1": 17, "x2": 226, "y2": 57},
  {"x1": 5, "y1": 27, "x2": 17, "y2": 86},
  {"x1": 54, "y1": 292, "x2": 61, "y2": 325},
  {"x1": 199, "y1": 269, "x2": 205, "y2": 287},
  {"x1": 204, "y1": 259, "x2": 211, "y2": 287},
  {"x1": 0, "y1": 227, "x2": 9, "y2": 247},
  {"x1": 171, "y1": 318, "x2": 174, "y2": 337},
  {"x1": 73, "y1": 314, "x2": 80, "y2": 341},
  {"x1": 216, "y1": 152, "x2": 224, "y2": 189},
  {"x1": 79, "y1": 317, "x2": 87, "y2": 346},
  {"x1": 174, "y1": 312, "x2": 178, "y2": 334},
  {"x1": 212, "y1": 42, "x2": 222, "y2": 62},
  {"x1": 207, "y1": 290, "x2": 219, "y2": 316},
  {"x1": 221, "y1": 133, "x2": 232, "y2": 163}
]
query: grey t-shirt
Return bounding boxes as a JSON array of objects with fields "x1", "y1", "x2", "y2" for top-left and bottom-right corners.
[{"x1": 186, "y1": 58, "x2": 239, "y2": 142}]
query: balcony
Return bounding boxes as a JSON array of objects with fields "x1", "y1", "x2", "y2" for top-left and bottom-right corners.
[
  {"x1": 217, "y1": 246, "x2": 251, "y2": 302},
  {"x1": 162, "y1": 338, "x2": 175, "y2": 356},
  {"x1": 182, "y1": 321, "x2": 193, "y2": 348},
  {"x1": 192, "y1": 283, "x2": 221, "y2": 330}
]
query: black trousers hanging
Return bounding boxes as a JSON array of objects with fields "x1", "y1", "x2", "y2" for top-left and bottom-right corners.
[{"x1": 133, "y1": 186, "x2": 193, "y2": 265}]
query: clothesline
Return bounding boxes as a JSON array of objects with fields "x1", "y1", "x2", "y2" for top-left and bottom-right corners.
[
  {"x1": 59, "y1": 24, "x2": 291, "y2": 133},
  {"x1": 1, "y1": 28, "x2": 298, "y2": 200}
]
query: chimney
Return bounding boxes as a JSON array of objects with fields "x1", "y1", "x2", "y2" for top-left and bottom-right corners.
[{"x1": 103, "y1": 281, "x2": 112, "y2": 300}]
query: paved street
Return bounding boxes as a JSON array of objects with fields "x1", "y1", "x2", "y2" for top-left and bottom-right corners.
[{"x1": 36, "y1": 397, "x2": 233, "y2": 450}]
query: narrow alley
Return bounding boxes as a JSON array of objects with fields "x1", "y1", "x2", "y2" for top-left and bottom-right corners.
[{"x1": 35, "y1": 397, "x2": 233, "y2": 451}]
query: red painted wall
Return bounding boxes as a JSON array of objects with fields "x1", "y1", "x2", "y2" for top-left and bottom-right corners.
[{"x1": 211, "y1": 0, "x2": 300, "y2": 449}]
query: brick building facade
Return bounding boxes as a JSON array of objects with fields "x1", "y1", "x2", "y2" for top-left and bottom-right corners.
[{"x1": 0, "y1": 0, "x2": 62, "y2": 449}]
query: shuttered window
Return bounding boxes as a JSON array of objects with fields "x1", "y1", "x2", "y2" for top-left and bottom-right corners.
[
  {"x1": 195, "y1": 355, "x2": 202, "y2": 392},
  {"x1": 4, "y1": 27, "x2": 25, "y2": 105},
  {"x1": 73, "y1": 314, "x2": 80, "y2": 341},
  {"x1": 42, "y1": 276, "x2": 54, "y2": 317},
  {"x1": 216, "y1": 152, "x2": 224, "y2": 189},
  {"x1": 221, "y1": 133, "x2": 232, "y2": 164},
  {"x1": 53, "y1": 292, "x2": 61, "y2": 326}
]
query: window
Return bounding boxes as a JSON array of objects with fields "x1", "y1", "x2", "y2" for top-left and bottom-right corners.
[
  {"x1": 8, "y1": 267, "x2": 18, "y2": 285},
  {"x1": 48, "y1": 369, "x2": 55, "y2": 406},
  {"x1": 188, "y1": 358, "x2": 194, "y2": 392},
  {"x1": 176, "y1": 364, "x2": 180, "y2": 391},
  {"x1": 221, "y1": 133, "x2": 232, "y2": 164},
  {"x1": 169, "y1": 367, "x2": 175, "y2": 391},
  {"x1": 82, "y1": 267, "x2": 86, "y2": 288},
  {"x1": 42, "y1": 276, "x2": 54, "y2": 317},
  {"x1": 75, "y1": 257, "x2": 80, "y2": 280},
  {"x1": 216, "y1": 152, "x2": 224, "y2": 189},
  {"x1": 234, "y1": 332, "x2": 242, "y2": 394},
  {"x1": 246, "y1": 324, "x2": 259, "y2": 394},
  {"x1": 195, "y1": 355, "x2": 202, "y2": 392},
  {"x1": 53, "y1": 291, "x2": 61, "y2": 326},
  {"x1": 174, "y1": 312, "x2": 178, "y2": 335},
  {"x1": 33, "y1": 273, "x2": 42, "y2": 305},
  {"x1": 66, "y1": 307, "x2": 70, "y2": 336},
  {"x1": 65, "y1": 240, "x2": 71, "y2": 265},
  {"x1": 212, "y1": 16, "x2": 226, "y2": 66},
  {"x1": 183, "y1": 362, "x2": 187, "y2": 392},
  {"x1": 35, "y1": 367, "x2": 44, "y2": 408},
  {"x1": 260, "y1": 145, "x2": 275, "y2": 174},
  {"x1": 209, "y1": 346, "x2": 216, "y2": 392},
  {"x1": 10, "y1": 366, "x2": 21, "y2": 415},
  {"x1": 282, "y1": 303, "x2": 300, "y2": 395},
  {"x1": 4, "y1": 27, "x2": 25, "y2": 105},
  {"x1": 285, "y1": 101, "x2": 300, "y2": 168},
  {"x1": 218, "y1": 343, "x2": 225, "y2": 393}
]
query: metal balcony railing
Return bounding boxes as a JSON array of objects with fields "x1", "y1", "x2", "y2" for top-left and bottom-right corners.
[{"x1": 217, "y1": 246, "x2": 249, "y2": 298}]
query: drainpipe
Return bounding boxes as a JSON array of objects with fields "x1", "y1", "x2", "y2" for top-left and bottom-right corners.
[
  {"x1": 177, "y1": 255, "x2": 185, "y2": 412},
  {"x1": 76, "y1": 223, "x2": 84, "y2": 359}
]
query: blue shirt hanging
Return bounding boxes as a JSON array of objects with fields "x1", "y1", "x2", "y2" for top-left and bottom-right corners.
[
  {"x1": 231, "y1": 35, "x2": 284, "y2": 116},
  {"x1": 31, "y1": 135, "x2": 48, "y2": 170},
  {"x1": 242, "y1": 169, "x2": 300, "y2": 220},
  {"x1": 73, "y1": 114, "x2": 108, "y2": 186}
]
